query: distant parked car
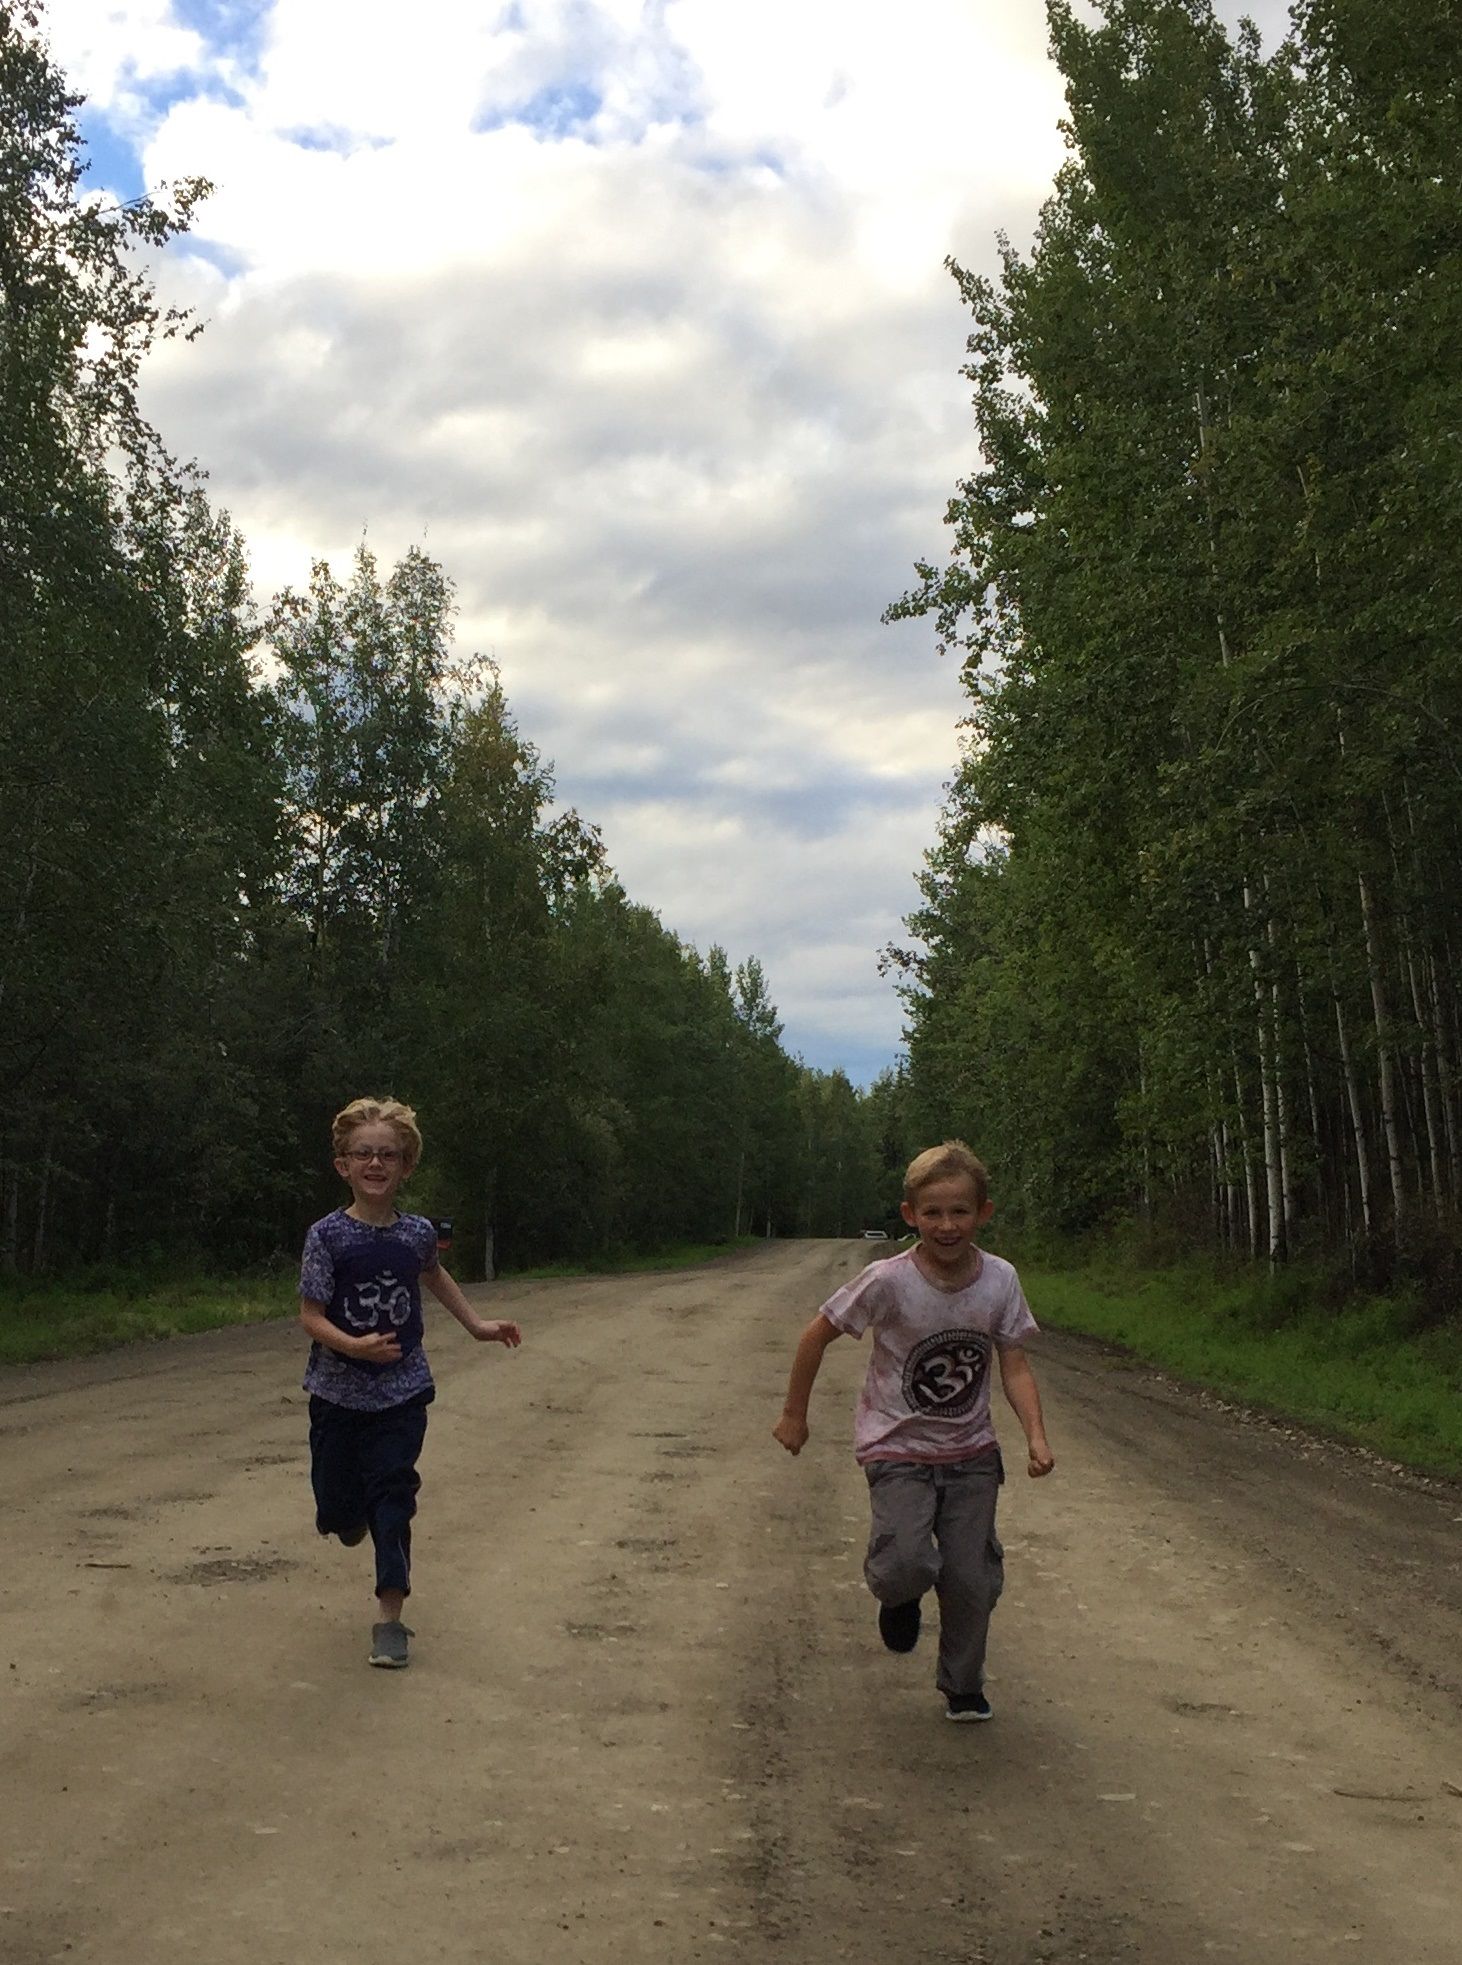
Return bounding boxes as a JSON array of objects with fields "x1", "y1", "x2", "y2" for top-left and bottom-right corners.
[{"x1": 861, "y1": 1228, "x2": 889, "y2": 1240}]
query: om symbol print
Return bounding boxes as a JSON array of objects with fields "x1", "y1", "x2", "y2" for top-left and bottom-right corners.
[
  {"x1": 343, "y1": 1270, "x2": 413, "y2": 1332},
  {"x1": 902, "y1": 1329, "x2": 990, "y2": 1418}
]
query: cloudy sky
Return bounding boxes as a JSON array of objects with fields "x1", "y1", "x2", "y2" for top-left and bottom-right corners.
[{"x1": 42, "y1": 0, "x2": 1290, "y2": 1082}]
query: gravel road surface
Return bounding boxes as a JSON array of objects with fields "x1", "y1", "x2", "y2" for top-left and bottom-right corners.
[{"x1": 3, "y1": 1240, "x2": 1458, "y2": 1964}]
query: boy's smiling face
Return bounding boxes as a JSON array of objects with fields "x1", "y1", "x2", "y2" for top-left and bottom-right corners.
[
  {"x1": 335, "y1": 1121, "x2": 412, "y2": 1216},
  {"x1": 901, "y1": 1173, "x2": 994, "y2": 1283}
]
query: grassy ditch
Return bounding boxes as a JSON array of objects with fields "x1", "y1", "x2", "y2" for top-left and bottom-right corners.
[
  {"x1": 0, "y1": 1273, "x2": 293, "y2": 1369},
  {"x1": 506, "y1": 1236, "x2": 762, "y2": 1281},
  {"x1": 0, "y1": 1238, "x2": 766, "y2": 1368},
  {"x1": 1023, "y1": 1256, "x2": 1462, "y2": 1479}
]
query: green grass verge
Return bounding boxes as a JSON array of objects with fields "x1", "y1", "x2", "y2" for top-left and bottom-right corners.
[
  {"x1": 1026, "y1": 1259, "x2": 1462, "y2": 1478},
  {"x1": 0, "y1": 1275, "x2": 294, "y2": 1369},
  {"x1": 507, "y1": 1236, "x2": 762, "y2": 1281},
  {"x1": 0, "y1": 1239, "x2": 767, "y2": 1367}
]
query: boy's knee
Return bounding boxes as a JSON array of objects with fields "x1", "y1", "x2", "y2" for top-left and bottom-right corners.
[
  {"x1": 939, "y1": 1542, "x2": 1004, "y2": 1613},
  {"x1": 865, "y1": 1531, "x2": 939, "y2": 1605}
]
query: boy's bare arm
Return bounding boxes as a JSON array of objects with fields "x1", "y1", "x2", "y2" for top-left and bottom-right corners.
[
  {"x1": 997, "y1": 1345, "x2": 1055, "y2": 1476},
  {"x1": 422, "y1": 1263, "x2": 522, "y2": 1347},
  {"x1": 772, "y1": 1313, "x2": 843, "y2": 1455},
  {"x1": 299, "y1": 1297, "x2": 401, "y2": 1364}
]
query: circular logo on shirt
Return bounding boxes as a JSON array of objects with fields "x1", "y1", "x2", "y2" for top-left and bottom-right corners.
[{"x1": 902, "y1": 1329, "x2": 990, "y2": 1417}]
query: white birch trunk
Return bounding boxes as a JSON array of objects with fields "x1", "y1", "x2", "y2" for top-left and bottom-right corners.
[
  {"x1": 1402, "y1": 937, "x2": 1446, "y2": 1215},
  {"x1": 1245, "y1": 885, "x2": 1285, "y2": 1264},
  {"x1": 1356, "y1": 867, "x2": 1409, "y2": 1238},
  {"x1": 1426, "y1": 946, "x2": 1459, "y2": 1200},
  {"x1": 1230, "y1": 1049, "x2": 1261, "y2": 1261},
  {"x1": 1332, "y1": 983, "x2": 1374, "y2": 1238}
]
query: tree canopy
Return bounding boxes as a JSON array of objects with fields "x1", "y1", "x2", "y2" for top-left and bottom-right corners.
[
  {"x1": 0, "y1": 2, "x2": 901, "y2": 1278},
  {"x1": 891, "y1": 0, "x2": 1462, "y2": 1270}
]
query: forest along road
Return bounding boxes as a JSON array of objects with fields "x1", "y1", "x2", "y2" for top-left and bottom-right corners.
[{"x1": 2, "y1": 1241, "x2": 1459, "y2": 1965}]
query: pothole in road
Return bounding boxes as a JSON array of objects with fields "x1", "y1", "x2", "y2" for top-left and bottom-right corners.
[{"x1": 564, "y1": 1620, "x2": 640, "y2": 1641}]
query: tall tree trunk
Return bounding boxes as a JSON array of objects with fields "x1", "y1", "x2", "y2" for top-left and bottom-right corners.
[
  {"x1": 1332, "y1": 981, "x2": 1374, "y2": 1240},
  {"x1": 1402, "y1": 936, "x2": 1446, "y2": 1215},
  {"x1": 482, "y1": 1168, "x2": 497, "y2": 1281},
  {"x1": 1290, "y1": 959, "x2": 1325, "y2": 1224},
  {"x1": 31, "y1": 1130, "x2": 54, "y2": 1272},
  {"x1": 1263, "y1": 901, "x2": 1297, "y2": 1240},
  {"x1": 1230, "y1": 1047, "x2": 1261, "y2": 1261},
  {"x1": 0, "y1": 1151, "x2": 17, "y2": 1279},
  {"x1": 1426, "y1": 946, "x2": 1459, "y2": 1202},
  {"x1": 1245, "y1": 886, "x2": 1286, "y2": 1264},
  {"x1": 1356, "y1": 866, "x2": 1409, "y2": 1239},
  {"x1": 1387, "y1": 792, "x2": 1446, "y2": 1213}
]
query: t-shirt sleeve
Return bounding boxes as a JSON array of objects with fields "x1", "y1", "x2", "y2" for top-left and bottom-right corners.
[
  {"x1": 413, "y1": 1215, "x2": 440, "y2": 1273},
  {"x1": 994, "y1": 1265, "x2": 1039, "y2": 1347},
  {"x1": 299, "y1": 1222, "x2": 334, "y2": 1305},
  {"x1": 818, "y1": 1259, "x2": 890, "y2": 1339}
]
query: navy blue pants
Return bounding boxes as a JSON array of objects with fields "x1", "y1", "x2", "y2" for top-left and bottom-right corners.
[{"x1": 309, "y1": 1392, "x2": 431, "y2": 1600}]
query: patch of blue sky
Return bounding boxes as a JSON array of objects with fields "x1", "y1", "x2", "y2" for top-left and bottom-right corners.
[
  {"x1": 695, "y1": 143, "x2": 787, "y2": 179},
  {"x1": 171, "y1": 0, "x2": 269, "y2": 78},
  {"x1": 75, "y1": 107, "x2": 147, "y2": 204},
  {"x1": 474, "y1": 82, "x2": 604, "y2": 140},
  {"x1": 280, "y1": 125, "x2": 393, "y2": 155},
  {"x1": 783, "y1": 1025, "x2": 902, "y2": 1089},
  {"x1": 178, "y1": 235, "x2": 249, "y2": 279},
  {"x1": 129, "y1": 66, "x2": 248, "y2": 118}
]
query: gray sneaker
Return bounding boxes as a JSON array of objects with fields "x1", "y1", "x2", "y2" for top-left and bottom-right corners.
[{"x1": 368, "y1": 1620, "x2": 414, "y2": 1669}]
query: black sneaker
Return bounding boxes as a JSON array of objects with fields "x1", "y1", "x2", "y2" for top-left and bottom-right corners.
[
  {"x1": 338, "y1": 1523, "x2": 369, "y2": 1547},
  {"x1": 944, "y1": 1689, "x2": 993, "y2": 1723},
  {"x1": 877, "y1": 1598, "x2": 921, "y2": 1653}
]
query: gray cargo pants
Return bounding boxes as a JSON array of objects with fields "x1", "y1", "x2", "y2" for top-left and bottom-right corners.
[{"x1": 864, "y1": 1453, "x2": 1004, "y2": 1697}]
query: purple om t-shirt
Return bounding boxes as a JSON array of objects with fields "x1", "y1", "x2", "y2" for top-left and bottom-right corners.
[
  {"x1": 819, "y1": 1247, "x2": 1038, "y2": 1465},
  {"x1": 299, "y1": 1209, "x2": 438, "y2": 1411}
]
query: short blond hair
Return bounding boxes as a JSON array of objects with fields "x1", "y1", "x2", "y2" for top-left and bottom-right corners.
[
  {"x1": 331, "y1": 1096, "x2": 423, "y2": 1172},
  {"x1": 903, "y1": 1139, "x2": 989, "y2": 1207}
]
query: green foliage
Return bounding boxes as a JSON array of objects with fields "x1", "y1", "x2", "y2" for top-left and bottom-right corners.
[
  {"x1": 0, "y1": 1274, "x2": 293, "y2": 1367},
  {"x1": 0, "y1": 4, "x2": 900, "y2": 1293},
  {"x1": 892, "y1": 0, "x2": 1462, "y2": 1266},
  {"x1": 1029, "y1": 1254, "x2": 1462, "y2": 1476}
]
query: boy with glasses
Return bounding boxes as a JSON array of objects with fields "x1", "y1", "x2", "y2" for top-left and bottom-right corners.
[{"x1": 299, "y1": 1096, "x2": 520, "y2": 1669}]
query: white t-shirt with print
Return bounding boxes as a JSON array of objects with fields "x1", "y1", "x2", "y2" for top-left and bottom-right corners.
[{"x1": 819, "y1": 1247, "x2": 1038, "y2": 1465}]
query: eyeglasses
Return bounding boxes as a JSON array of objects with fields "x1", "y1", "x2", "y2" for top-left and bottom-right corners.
[{"x1": 344, "y1": 1146, "x2": 403, "y2": 1166}]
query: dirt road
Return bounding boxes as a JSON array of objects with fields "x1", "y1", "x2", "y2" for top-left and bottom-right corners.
[{"x1": 3, "y1": 1241, "x2": 1459, "y2": 1964}]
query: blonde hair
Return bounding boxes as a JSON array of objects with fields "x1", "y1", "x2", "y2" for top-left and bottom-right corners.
[
  {"x1": 331, "y1": 1096, "x2": 423, "y2": 1173},
  {"x1": 903, "y1": 1139, "x2": 989, "y2": 1207}
]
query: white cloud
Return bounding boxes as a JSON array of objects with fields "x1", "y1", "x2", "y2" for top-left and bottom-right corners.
[
  {"x1": 40, "y1": 0, "x2": 206, "y2": 114},
  {"x1": 39, "y1": 0, "x2": 1073, "y2": 1080}
]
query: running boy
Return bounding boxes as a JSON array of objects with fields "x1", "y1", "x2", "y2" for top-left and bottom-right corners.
[
  {"x1": 772, "y1": 1141, "x2": 1053, "y2": 1720},
  {"x1": 300, "y1": 1096, "x2": 521, "y2": 1670}
]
